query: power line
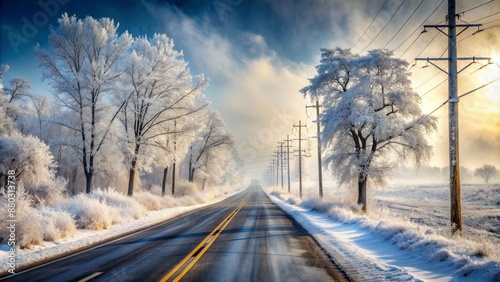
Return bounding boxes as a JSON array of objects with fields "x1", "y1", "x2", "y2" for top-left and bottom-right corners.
[
  {"x1": 414, "y1": 32, "x2": 441, "y2": 58},
  {"x1": 384, "y1": 0, "x2": 425, "y2": 49},
  {"x1": 414, "y1": 70, "x2": 442, "y2": 90},
  {"x1": 458, "y1": 76, "x2": 500, "y2": 99},
  {"x1": 424, "y1": 75, "x2": 500, "y2": 118},
  {"x1": 351, "y1": 0, "x2": 389, "y2": 49},
  {"x1": 419, "y1": 77, "x2": 448, "y2": 98},
  {"x1": 439, "y1": 45, "x2": 448, "y2": 58},
  {"x1": 471, "y1": 11, "x2": 500, "y2": 23},
  {"x1": 458, "y1": 25, "x2": 500, "y2": 43},
  {"x1": 360, "y1": 0, "x2": 407, "y2": 53},
  {"x1": 482, "y1": 18, "x2": 500, "y2": 25},
  {"x1": 396, "y1": 0, "x2": 445, "y2": 57},
  {"x1": 401, "y1": 22, "x2": 449, "y2": 59},
  {"x1": 458, "y1": 0, "x2": 495, "y2": 15},
  {"x1": 425, "y1": 99, "x2": 448, "y2": 117}
]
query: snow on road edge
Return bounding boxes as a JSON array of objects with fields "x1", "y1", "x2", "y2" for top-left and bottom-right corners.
[
  {"x1": 0, "y1": 189, "x2": 242, "y2": 275},
  {"x1": 265, "y1": 189, "x2": 500, "y2": 282}
]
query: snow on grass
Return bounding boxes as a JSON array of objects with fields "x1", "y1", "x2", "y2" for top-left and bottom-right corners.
[
  {"x1": 132, "y1": 191, "x2": 164, "y2": 211},
  {"x1": 87, "y1": 189, "x2": 146, "y2": 221},
  {"x1": 55, "y1": 195, "x2": 119, "y2": 230},
  {"x1": 0, "y1": 185, "x2": 244, "y2": 274},
  {"x1": 266, "y1": 184, "x2": 500, "y2": 281},
  {"x1": 39, "y1": 208, "x2": 77, "y2": 241}
]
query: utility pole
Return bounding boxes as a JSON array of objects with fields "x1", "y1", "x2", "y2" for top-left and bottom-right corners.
[
  {"x1": 171, "y1": 120, "x2": 177, "y2": 196},
  {"x1": 275, "y1": 150, "x2": 280, "y2": 187},
  {"x1": 271, "y1": 159, "x2": 275, "y2": 186},
  {"x1": 306, "y1": 100, "x2": 324, "y2": 198},
  {"x1": 285, "y1": 135, "x2": 292, "y2": 193},
  {"x1": 415, "y1": 0, "x2": 491, "y2": 235},
  {"x1": 278, "y1": 141, "x2": 285, "y2": 189},
  {"x1": 293, "y1": 120, "x2": 307, "y2": 198},
  {"x1": 161, "y1": 136, "x2": 170, "y2": 196}
]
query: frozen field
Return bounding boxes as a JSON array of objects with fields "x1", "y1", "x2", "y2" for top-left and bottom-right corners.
[
  {"x1": 282, "y1": 179, "x2": 499, "y2": 252},
  {"x1": 374, "y1": 183, "x2": 500, "y2": 250}
]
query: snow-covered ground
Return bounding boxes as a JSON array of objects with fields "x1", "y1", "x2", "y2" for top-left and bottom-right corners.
[
  {"x1": 266, "y1": 181, "x2": 500, "y2": 281},
  {"x1": 0, "y1": 188, "x2": 242, "y2": 275},
  {"x1": 375, "y1": 182, "x2": 500, "y2": 250}
]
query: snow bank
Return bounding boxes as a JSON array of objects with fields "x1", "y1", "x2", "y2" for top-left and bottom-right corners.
[{"x1": 267, "y1": 187, "x2": 500, "y2": 281}]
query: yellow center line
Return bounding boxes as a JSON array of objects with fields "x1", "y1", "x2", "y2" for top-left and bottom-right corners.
[{"x1": 159, "y1": 191, "x2": 254, "y2": 282}]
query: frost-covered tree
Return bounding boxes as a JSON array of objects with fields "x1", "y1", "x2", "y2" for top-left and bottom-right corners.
[
  {"x1": 186, "y1": 110, "x2": 234, "y2": 186},
  {"x1": 35, "y1": 14, "x2": 133, "y2": 193},
  {"x1": 0, "y1": 65, "x2": 8, "y2": 83},
  {"x1": 474, "y1": 164, "x2": 497, "y2": 184},
  {"x1": 301, "y1": 48, "x2": 437, "y2": 211},
  {"x1": 4, "y1": 77, "x2": 31, "y2": 104},
  {"x1": 0, "y1": 134, "x2": 55, "y2": 188},
  {"x1": 0, "y1": 65, "x2": 28, "y2": 134},
  {"x1": 0, "y1": 90, "x2": 17, "y2": 136},
  {"x1": 119, "y1": 34, "x2": 208, "y2": 196}
]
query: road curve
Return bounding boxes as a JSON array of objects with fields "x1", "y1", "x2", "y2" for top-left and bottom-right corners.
[{"x1": 2, "y1": 186, "x2": 348, "y2": 282}]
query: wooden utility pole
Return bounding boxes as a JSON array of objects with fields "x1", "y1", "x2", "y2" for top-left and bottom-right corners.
[
  {"x1": 293, "y1": 121, "x2": 307, "y2": 198},
  {"x1": 285, "y1": 135, "x2": 292, "y2": 193},
  {"x1": 306, "y1": 100, "x2": 324, "y2": 198},
  {"x1": 415, "y1": 0, "x2": 491, "y2": 235},
  {"x1": 275, "y1": 150, "x2": 280, "y2": 187},
  {"x1": 278, "y1": 141, "x2": 285, "y2": 189},
  {"x1": 271, "y1": 159, "x2": 275, "y2": 186},
  {"x1": 446, "y1": 0, "x2": 461, "y2": 236}
]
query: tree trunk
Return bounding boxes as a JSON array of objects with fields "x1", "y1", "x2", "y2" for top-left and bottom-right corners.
[
  {"x1": 127, "y1": 159, "x2": 137, "y2": 196},
  {"x1": 171, "y1": 162, "x2": 176, "y2": 196},
  {"x1": 191, "y1": 167, "x2": 196, "y2": 182},
  {"x1": 358, "y1": 174, "x2": 367, "y2": 212},
  {"x1": 161, "y1": 167, "x2": 168, "y2": 196},
  {"x1": 127, "y1": 144, "x2": 141, "y2": 196},
  {"x1": 188, "y1": 147, "x2": 193, "y2": 182},
  {"x1": 85, "y1": 171, "x2": 93, "y2": 194}
]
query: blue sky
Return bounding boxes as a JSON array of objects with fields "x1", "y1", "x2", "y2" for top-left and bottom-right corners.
[{"x1": 1, "y1": 0, "x2": 500, "y2": 176}]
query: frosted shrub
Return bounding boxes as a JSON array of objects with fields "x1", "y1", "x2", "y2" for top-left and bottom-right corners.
[
  {"x1": 0, "y1": 191, "x2": 43, "y2": 248},
  {"x1": 89, "y1": 189, "x2": 145, "y2": 220},
  {"x1": 40, "y1": 208, "x2": 76, "y2": 240},
  {"x1": 57, "y1": 195, "x2": 117, "y2": 230},
  {"x1": 301, "y1": 198, "x2": 334, "y2": 213},
  {"x1": 17, "y1": 205, "x2": 44, "y2": 248},
  {"x1": 189, "y1": 191, "x2": 211, "y2": 205},
  {"x1": 13, "y1": 192, "x2": 43, "y2": 248},
  {"x1": 40, "y1": 214, "x2": 59, "y2": 241},
  {"x1": 175, "y1": 180, "x2": 199, "y2": 197},
  {"x1": 30, "y1": 177, "x2": 67, "y2": 207},
  {"x1": 148, "y1": 185, "x2": 163, "y2": 196},
  {"x1": 133, "y1": 191, "x2": 162, "y2": 211},
  {"x1": 472, "y1": 244, "x2": 490, "y2": 258},
  {"x1": 160, "y1": 194, "x2": 180, "y2": 208}
]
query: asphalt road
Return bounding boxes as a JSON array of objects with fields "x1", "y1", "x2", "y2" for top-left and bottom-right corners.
[{"x1": 3, "y1": 186, "x2": 348, "y2": 282}]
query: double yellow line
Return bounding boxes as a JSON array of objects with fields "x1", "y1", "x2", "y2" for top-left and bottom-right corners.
[{"x1": 160, "y1": 191, "x2": 254, "y2": 282}]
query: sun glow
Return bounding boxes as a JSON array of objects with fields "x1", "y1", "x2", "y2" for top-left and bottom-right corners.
[
  {"x1": 478, "y1": 55, "x2": 500, "y2": 104},
  {"x1": 492, "y1": 55, "x2": 500, "y2": 66}
]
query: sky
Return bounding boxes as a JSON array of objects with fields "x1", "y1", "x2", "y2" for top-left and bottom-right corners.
[{"x1": 1, "y1": 0, "x2": 499, "y2": 179}]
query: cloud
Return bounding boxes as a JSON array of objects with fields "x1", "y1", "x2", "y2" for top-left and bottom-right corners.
[
  {"x1": 141, "y1": 0, "x2": 500, "y2": 173},
  {"x1": 141, "y1": 1, "x2": 316, "y2": 176}
]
